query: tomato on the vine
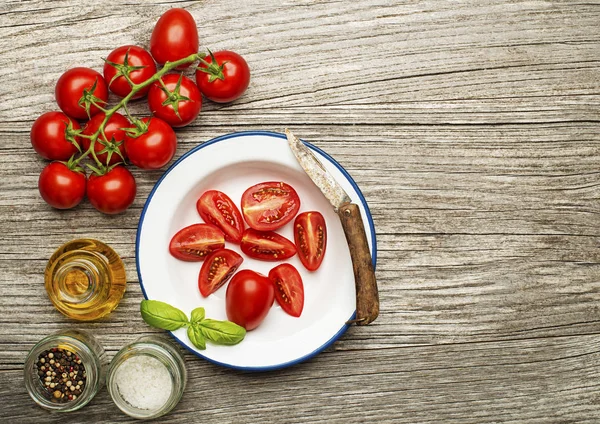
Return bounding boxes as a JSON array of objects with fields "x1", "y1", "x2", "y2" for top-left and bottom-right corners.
[
  {"x1": 196, "y1": 50, "x2": 250, "y2": 103},
  {"x1": 86, "y1": 165, "x2": 136, "y2": 214},
  {"x1": 196, "y1": 190, "x2": 244, "y2": 243},
  {"x1": 81, "y1": 112, "x2": 130, "y2": 166},
  {"x1": 103, "y1": 45, "x2": 157, "y2": 99},
  {"x1": 226, "y1": 270, "x2": 274, "y2": 331},
  {"x1": 55, "y1": 67, "x2": 108, "y2": 120},
  {"x1": 241, "y1": 182, "x2": 301, "y2": 231},
  {"x1": 269, "y1": 263, "x2": 304, "y2": 317},
  {"x1": 38, "y1": 162, "x2": 86, "y2": 209},
  {"x1": 198, "y1": 249, "x2": 243, "y2": 297},
  {"x1": 240, "y1": 229, "x2": 296, "y2": 261},
  {"x1": 31, "y1": 112, "x2": 81, "y2": 161},
  {"x1": 294, "y1": 211, "x2": 327, "y2": 271},
  {"x1": 169, "y1": 224, "x2": 225, "y2": 262},
  {"x1": 125, "y1": 117, "x2": 177, "y2": 169},
  {"x1": 148, "y1": 74, "x2": 201, "y2": 127},
  {"x1": 150, "y1": 8, "x2": 199, "y2": 69}
]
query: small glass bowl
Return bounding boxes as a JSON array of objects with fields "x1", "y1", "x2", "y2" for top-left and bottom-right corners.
[
  {"x1": 106, "y1": 335, "x2": 187, "y2": 419},
  {"x1": 24, "y1": 329, "x2": 107, "y2": 412}
]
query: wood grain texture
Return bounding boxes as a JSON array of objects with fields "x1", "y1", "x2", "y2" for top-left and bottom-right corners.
[{"x1": 0, "y1": 0, "x2": 599, "y2": 422}]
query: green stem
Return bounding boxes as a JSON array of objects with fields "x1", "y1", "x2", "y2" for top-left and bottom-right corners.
[{"x1": 73, "y1": 52, "x2": 203, "y2": 173}]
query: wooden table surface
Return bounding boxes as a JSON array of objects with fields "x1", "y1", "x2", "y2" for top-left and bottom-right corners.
[{"x1": 1, "y1": 1, "x2": 599, "y2": 422}]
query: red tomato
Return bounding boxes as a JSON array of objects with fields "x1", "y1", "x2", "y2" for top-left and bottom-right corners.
[
  {"x1": 241, "y1": 182, "x2": 301, "y2": 231},
  {"x1": 196, "y1": 50, "x2": 250, "y2": 103},
  {"x1": 294, "y1": 211, "x2": 327, "y2": 271},
  {"x1": 268, "y1": 264, "x2": 304, "y2": 317},
  {"x1": 86, "y1": 166, "x2": 136, "y2": 214},
  {"x1": 196, "y1": 190, "x2": 244, "y2": 243},
  {"x1": 125, "y1": 117, "x2": 177, "y2": 169},
  {"x1": 31, "y1": 112, "x2": 81, "y2": 160},
  {"x1": 81, "y1": 112, "x2": 130, "y2": 166},
  {"x1": 198, "y1": 249, "x2": 243, "y2": 297},
  {"x1": 55, "y1": 67, "x2": 108, "y2": 120},
  {"x1": 103, "y1": 45, "x2": 157, "y2": 98},
  {"x1": 38, "y1": 162, "x2": 86, "y2": 209},
  {"x1": 240, "y1": 229, "x2": 296, "y2": 261},
  {"x1": 169, "y1": 224, "x2": 225, "y2": 262},
  {"x1": 226, "y1": 270, "x2": 274, "y2": 331},
  {"x1": 150, "y1": 8, "x2": 199, "y2": 69},
  {"x1": 147, "y1": 74, "x2": 201, "y2": 127}
]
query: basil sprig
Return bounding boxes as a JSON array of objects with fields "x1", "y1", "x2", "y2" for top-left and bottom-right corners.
[{"x1": 140, "y1": 300, "x2": 246, "y2": 350}]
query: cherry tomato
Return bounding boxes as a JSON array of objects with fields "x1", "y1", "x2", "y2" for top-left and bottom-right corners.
[
  {"x1": 150, "y1": 8, "x2": 199, "y2": 69},
  {"x1": 38, "y1": 162, "x2": 86, "y2": 209},
  {"x1": 125, "y1": 117, "x2": 177, "y2": 169},
  {"x1": 196, "y1": 50, "x2": 251, "y2": 103},
  {"x1": 196, "y1": 190, "x2": 244, "y2": 243},
  {"x1": 198, "y1": 249, "x2": 243, "y2": 297},
  {"x1": 294, "y1": 211, "x2": 327, "y2": 271},
  {"x1": 147, "y1": 74, "x2": 201, "y2": 127},
  {"x1": 226, "y1": 270, "x2": 274, "y2": 331},
  {"x1": 169, "y1": 224, "x2": 225, "y2": 262},
  {"x1": 31, "y1": 112, "x2": 81, "y2": 160},
  {"x1": 86, "y1": 166, "x2": 136, "y2": 214},
  {"x1": 269, "y1": 264, "x2": 304, "y2": 317},
  {"x1": 55, "y1": 67, "x2": 108, "y2": 120},
  {"x1": 81, "y1": 112, "x2": 130, "y2": 166},
  {"x1": 103, "y1": 45, "x2": 157, "y2": 99},
  {"x1": 240, "y1": 228, "x2": 296, "y2": 261},
  {"x1": 241, "y1": 182, "x2": 301, "y2": 231}
]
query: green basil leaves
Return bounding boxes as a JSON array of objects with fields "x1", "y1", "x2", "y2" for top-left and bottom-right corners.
[{"x1": 140, "y1": 300, "x2": 246, "y2": 350}]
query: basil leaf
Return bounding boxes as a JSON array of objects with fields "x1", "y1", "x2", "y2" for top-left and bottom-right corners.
[
  {"x1": 198, "y1": 319, "x2": 246, "y2": 346},
  {"x1": 140, "y1": 300, "x2": 189, "y2": 331},
  {"x1": 190, "y1": 307, "x2": 205, "y2": 324},
  {"x1": 187, "y1": 324, "x2": 206, "y2": 350}
]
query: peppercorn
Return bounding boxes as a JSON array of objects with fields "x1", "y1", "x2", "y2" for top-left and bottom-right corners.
[{"x1": 35, "y1": 348, "x2": 87, "y2": 403}]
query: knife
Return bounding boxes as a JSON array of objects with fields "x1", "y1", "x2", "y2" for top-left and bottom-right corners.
[{"x1": 285, "y1": 129, "x2": 379, "y2": 325}]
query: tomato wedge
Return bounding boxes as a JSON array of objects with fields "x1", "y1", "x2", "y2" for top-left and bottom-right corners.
[
  {"x1": 268, "y1": 264, "x2": 304, "y2": 317},
  {"x1": 169, "y1": 224, "x2": 225, "y2": 261},
  {"x1": 198, "y1": 249, "x2": 243, "y2": 297},
  {"x1": 241, "y1": 182, "x2": 300, "y2": 231},
  {"x1": 240, "y1": 229, "x2": 296, "y2": 261},
  {"x1": 196, "y1": 190, "x2": 244, "y2": 243},
  {"x1": 294, "y1": 211, "x2": 327, "y2": 271}
]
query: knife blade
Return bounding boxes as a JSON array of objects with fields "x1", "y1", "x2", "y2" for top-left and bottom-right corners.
[{"x1": 285, "y1": 129, "x2": 379, "y2": 325}]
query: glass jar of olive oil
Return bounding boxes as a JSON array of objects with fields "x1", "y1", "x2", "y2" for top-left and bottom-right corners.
[{"x1": 45, "y1": 239, "x2": 126, "y2": 321}]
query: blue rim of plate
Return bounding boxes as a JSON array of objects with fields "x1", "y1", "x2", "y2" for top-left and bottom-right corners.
[{"x1": 136, "y1": 130, "x2": 377, "y2": 372}]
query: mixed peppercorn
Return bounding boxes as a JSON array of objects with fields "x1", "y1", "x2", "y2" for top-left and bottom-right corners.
[{"x1": 35, "y1": 347, "x2": 86, "y2": 403}]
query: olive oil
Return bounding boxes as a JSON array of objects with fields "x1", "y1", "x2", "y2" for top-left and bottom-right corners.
[{"x1": 45, "y1": 239, "x2": 126, "y2": 321}]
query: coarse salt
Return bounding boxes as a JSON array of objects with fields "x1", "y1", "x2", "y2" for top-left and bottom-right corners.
[{"x1": 114, "y1": 355, "x2": 172, "y2": 410}]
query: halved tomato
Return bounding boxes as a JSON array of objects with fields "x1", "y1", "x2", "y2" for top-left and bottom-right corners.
[
  {"x1": 196, "y1": 190, "x2": 244, "y2": 243},
  {"x1": 240, "y1": 229, "x2": 296, "y2": 261},
  {"x1": 268, "y1": 264, "x2": 304, "y2": 317},
  {"x1": 169, "y1": 224, "x2": 225, "y2": 261},
  {"x1": 198, "y1": 249, "x2": 243, "y2": 297},
  {"x1": 241, "y1": 182, "x2": 300, "y2": 231},
  {"x1": 294, "y1": 211, "x2": 327, "y2": 271}
]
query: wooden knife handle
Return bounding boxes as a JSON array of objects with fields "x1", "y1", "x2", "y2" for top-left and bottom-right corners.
[{"x1": 338, "y1": 202, "x2": 379, "y2": 325}]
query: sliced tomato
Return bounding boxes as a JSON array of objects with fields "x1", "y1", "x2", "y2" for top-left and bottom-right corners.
[
  {"x1": 196, "y1": 190, "x2": 244, "y2": 243},
  {"x1": 241, "y1": 182, "x2": 300, "y2": 231},
  {"x1": 169, "y1": 224, "x2": 225, "y2": 262},
  {"x1": 240, "y1": 229, "x2": 296, "y2": 261},
  {"x1": 294, "y1": 211, "x2": 327, "y2": 271},
  {"x1": 268, "y1": 264, "x2": 304, "y2": 317},
  {"x1": 198, "y1": 249, "x2": 243, "y2": 297}
]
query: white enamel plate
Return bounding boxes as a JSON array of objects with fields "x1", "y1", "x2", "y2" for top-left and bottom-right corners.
[{"x1": 136, "y1": 131, "x2": 376, "y2": 371}]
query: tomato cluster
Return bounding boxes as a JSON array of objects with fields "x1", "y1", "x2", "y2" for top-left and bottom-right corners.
[
  {"x1": 31, "y1": 8, "x2": 251, "y2": 214},
  {"x1": 169, "y1": 182, "x2": 328, "y2": 331}
]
